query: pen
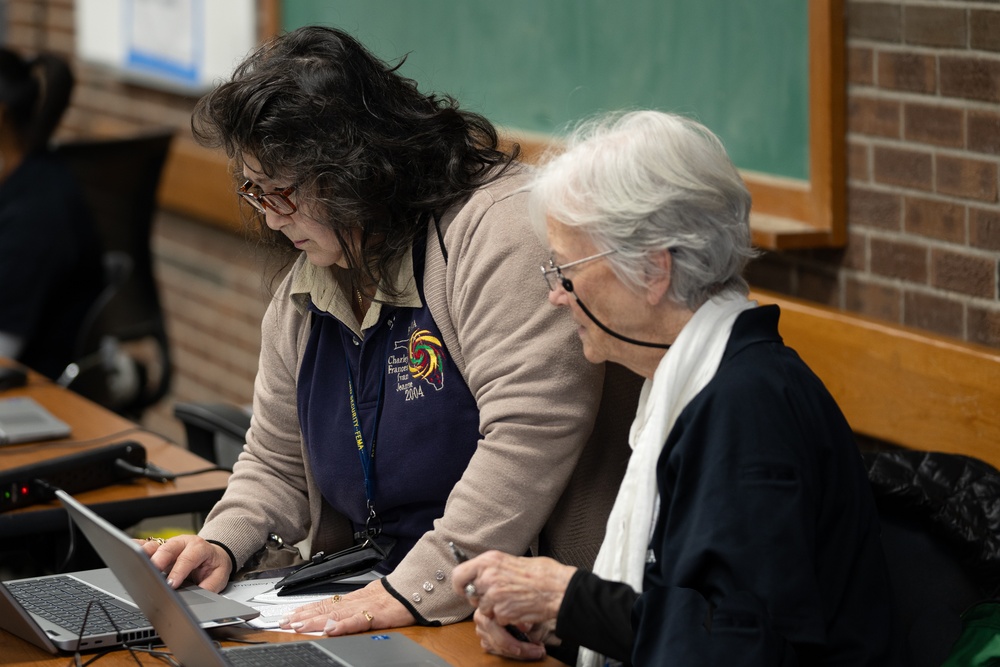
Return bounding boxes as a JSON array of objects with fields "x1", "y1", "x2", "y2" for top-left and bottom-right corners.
[{"x1": 448, "y1": 542, "x2": 533, "y2": 643}]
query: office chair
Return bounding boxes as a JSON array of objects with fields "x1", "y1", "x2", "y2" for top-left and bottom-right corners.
[
  {"x1": 52, "y1": 130, "x2": 176, "y2": 418},
  {"x1": 173, "y1": 402, "x2": 252, "y2": 472}
]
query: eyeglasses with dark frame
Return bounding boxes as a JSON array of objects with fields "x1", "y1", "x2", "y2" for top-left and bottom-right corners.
[
  {"x1": 540, "y1": 249, "x2": 616, "y2": 293},
  {"x1": 237, "y1": 179, "x2": 298, "y2": 215}
]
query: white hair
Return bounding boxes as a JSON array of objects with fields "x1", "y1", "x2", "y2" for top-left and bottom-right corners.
[{"x1": 528, "y1": 110, "x2": 757, "y2": 310}]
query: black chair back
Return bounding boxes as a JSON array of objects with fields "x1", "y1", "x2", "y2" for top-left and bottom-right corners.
[{"x1": 53, "y1": 130, "x2": 175, "y2": 416}]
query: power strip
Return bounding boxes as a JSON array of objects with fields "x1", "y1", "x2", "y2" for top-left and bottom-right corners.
[{"x1": 0, "y1": 441, "x2": 147, "y2": 512}]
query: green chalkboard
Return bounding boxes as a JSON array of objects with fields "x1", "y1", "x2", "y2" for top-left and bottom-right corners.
[{"x1": 283, "y1": 0, "x2": 810, "y2": 181}]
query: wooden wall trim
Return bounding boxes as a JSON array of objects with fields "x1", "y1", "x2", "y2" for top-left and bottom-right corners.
[{"x1": 754, "y1": 289, "x2": 1000, "y2": 469}]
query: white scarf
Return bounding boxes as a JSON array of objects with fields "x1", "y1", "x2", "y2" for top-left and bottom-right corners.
[{"x1": 577, "y1": 291, "x2": 755, "y2": 667}]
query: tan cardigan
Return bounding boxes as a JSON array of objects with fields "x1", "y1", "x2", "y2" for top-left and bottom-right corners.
[{"x1": 199, "y1": 169, "x2": 639, "y2": 624}]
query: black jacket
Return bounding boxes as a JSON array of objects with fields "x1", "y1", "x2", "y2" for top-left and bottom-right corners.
[{"x1": 555, "y1": 306, "x2": 898, "y2": 666}]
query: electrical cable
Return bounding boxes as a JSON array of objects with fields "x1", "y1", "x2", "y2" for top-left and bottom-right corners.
[{"x1": 113, "y1": 459, "x2": 228, "y2": 483}]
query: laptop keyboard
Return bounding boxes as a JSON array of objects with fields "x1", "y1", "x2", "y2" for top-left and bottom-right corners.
[
  {"x1": 224, "y1": 642, "x2": 348, "y2": 667},
  {"x1": 5, "y1": 575, "x2": 151, "y2": 635}
]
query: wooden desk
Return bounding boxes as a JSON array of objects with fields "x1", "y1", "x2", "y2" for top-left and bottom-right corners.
[
  {"x1": 0, "y1": 369, "x2": 230, "y2": 538},
  {"x1": 0, "y1": 621, "x2": 562, "y2": 666}
]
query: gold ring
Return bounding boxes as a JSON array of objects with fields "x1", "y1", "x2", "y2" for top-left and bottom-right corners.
[
  {"x1": 331, "y1": 595, "x2": 341, "y2": 603},
  {"x1": 144, "y1": 537, "x2": 167, "y2": 545},
  {"x1": 363, "y1": 611, "x2": 374, "y2": 623}
]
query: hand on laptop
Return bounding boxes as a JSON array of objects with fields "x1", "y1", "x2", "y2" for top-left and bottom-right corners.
[
  {"x1": 138, "y1": 534, "x2": 233, "y2": 592},
  {"x1": 277, "y1": 579, "x2": 415, "y2": 635}
]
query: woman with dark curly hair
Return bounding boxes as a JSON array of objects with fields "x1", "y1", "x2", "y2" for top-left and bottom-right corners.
[{"x1": 141, "y1": 25, "x2": 634, "y2": 638}]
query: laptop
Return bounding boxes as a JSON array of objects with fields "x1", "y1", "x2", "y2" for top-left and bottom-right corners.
[
  {"x1": 0, "y1": 396, "x2": 71, "y2": 444},
  {"x1": 58, "y1": 489, "x2": 455, "y2": 666},
  {"x1": 0, "y1": 517, "x2": 258, "y2": 653}
]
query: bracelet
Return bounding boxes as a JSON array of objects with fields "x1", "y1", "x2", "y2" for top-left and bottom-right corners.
[{"x1": 205, "y1": 539, "x2": 238, "y2": 578}]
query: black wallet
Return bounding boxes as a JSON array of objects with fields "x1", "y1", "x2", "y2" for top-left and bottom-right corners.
[{"x1": 274, "y1": 538, "x2": 393, "y2": 596}]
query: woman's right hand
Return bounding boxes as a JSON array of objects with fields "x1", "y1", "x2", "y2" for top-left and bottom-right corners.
[
  {"x1": 471, "y1": 608, "x2": 556, "y2": 661},
  {"x1": 137, "y1": 534, "x2": 233, "y2": 593},
  {"x1": 451, "y1": 550, "x2": 576, "y2": 659}
]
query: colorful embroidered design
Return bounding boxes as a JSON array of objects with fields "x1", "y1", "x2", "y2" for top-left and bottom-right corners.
[{"x1": 407, "y1": 328, "x2": 445, "y2": 390}]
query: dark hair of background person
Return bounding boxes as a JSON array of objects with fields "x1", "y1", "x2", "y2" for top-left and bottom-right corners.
[
  {"x1": 0, "y1": 48, "x2": 40, "y2": 145},
  {"x1": 0, "y1": 47, "x2": 74, "y2": 154},
  {"x1": 191, "y1": 25, "x2": 521, "y2": 297}
]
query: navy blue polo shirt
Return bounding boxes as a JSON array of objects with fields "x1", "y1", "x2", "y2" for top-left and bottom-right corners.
[{"x1": 296, "y1": 249, "x2": 480, "y2": 572}]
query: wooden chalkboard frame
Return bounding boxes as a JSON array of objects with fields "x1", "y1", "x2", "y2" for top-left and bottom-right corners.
[
  {"x1": 746, "y1": 0, "x2": 845, "y2": 250},
  {"x1": 158, "y1": 0, "x2": 845, "y2": 251}
]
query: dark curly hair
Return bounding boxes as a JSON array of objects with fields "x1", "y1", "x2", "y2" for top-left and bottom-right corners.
[
  {"x1": 192, "y1": 25, "x2": 520, "y2": 297},
  {"x1": 0, "y1": 49, "x2": 73, "y2": 155},
  {"x1": 0, "y1": 48, "x2": 40, "y2": 146}
]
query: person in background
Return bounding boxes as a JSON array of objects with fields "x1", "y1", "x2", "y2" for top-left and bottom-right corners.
[
  {"x1": 141, "y1": 26, "x2": 634, "y2": 637},
  {"x1": 0, "y1": 48, "x2": 103, "y2": 379},
  {"x1": 452, "y1": 110, "x2": 898, "y2": 666}
]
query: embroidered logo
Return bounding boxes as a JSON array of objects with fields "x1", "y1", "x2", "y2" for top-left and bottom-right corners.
[
  {"x1": 406, "y1": 328, "x2": 445, "y2": 390},
  {"x1": 390, "y1": 323, "x2": 446, "y2": 401}
]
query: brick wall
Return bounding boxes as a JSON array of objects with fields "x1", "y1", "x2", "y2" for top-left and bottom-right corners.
[
  {"x1": 746, "y1": 0, "x2": 1000, "y2": 347},
  {"x1": 3, "y1": 0, "x2": 999, "y2": 441}
]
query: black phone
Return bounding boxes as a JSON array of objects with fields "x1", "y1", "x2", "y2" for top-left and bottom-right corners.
[
  {"x1": 448, "y1": 541, "x2": 532, "y2": 643},
  {"x1": 0, "y1": 367, "x2": 28, "y2": 392}
]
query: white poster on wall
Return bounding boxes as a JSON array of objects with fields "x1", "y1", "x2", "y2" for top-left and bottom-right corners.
[
  {"x1": 127, "y1": 0, "x2": 200, "y2": 86},
  {"x1": 76, "y1": 0, "x2": 257, "y2": 94}
]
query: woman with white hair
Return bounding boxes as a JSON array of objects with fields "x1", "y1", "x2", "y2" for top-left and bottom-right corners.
[{"x1": 453, "y1": 110, "x2": 897, "y2": 666}]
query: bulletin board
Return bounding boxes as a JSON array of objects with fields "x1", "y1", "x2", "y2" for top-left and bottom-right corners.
[{"x1": 75, "y1": 0, "x2": 257, "y2": 95}]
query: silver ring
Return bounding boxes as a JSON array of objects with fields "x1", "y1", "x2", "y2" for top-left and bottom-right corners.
[
  {"x1": 464, "y1": 582, "x2": 478, "y2": 598},
  {"x1": 144, "y1": 537, "x2": 166, "y2": 545}
]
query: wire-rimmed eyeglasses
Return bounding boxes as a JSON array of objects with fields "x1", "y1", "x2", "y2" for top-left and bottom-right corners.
[
  {"x1": 237, "y1": 179, "x2": 298, "y2": 215},
  {"x1": 540, "y1": 250, "x2": 616, "y2": 292}
]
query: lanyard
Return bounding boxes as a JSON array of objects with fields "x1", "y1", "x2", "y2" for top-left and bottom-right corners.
[{"x1": 344, "y1": 342, "x2": 388, "y2": 538}]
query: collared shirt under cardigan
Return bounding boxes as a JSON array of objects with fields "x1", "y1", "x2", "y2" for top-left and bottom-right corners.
[{"x1": 197, "y1": 168, "x2": 634, "y2": 625}]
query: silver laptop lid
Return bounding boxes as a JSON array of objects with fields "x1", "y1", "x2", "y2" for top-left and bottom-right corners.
[
  {"x1": 57, "y1": 490, "x2": 233, "y2": 666},
  {"x1": 58, "y1": 491, "x2": 455, "y2": 667}
]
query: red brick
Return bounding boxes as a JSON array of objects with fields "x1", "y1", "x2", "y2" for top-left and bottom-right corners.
[
  {"x1": 870, "y1": 237, "x2": 929, "y2": 283},
  {"x1": 940, "y1": 56, "x2": 1000, "y2": 103},
  {"x1": 903, "y1": 290, "x2": 964, "y2": 338},
  {"x1": 971, "y1": 207, "x2": 1000, "y2": 251},
  {"x1": 968, "y1": 306, "x2": 1000, "y2": 348},
  {"x1": 873, "y1": 146, "x2": 934, "y2": 191},
  {"x1": 746, "y1": 257, "x2": 795, "y2": 295},
  {"x1": 849, "y1": 96, "x2": 901, "y2": 138},
  {"x1": 798, "y1": 267, "x2": 841, "y2": 308},
  {"x1": 848, "y1": 47, "x2": 875, "y2": 86},
  {"x1": 968, "y1": 111, "x2": 1000, "y2": 155},
  {"x1": 904, "y1": 196, "x2": 967, "y2": 243},
  {"x1": 936, "y1": 155, "x2": 999, "y2": 202},
  {"x1": 904, "y1": 103, "x2": 964, "y2": 148},
  {"x1": 845, "y1": 278, "x2": 902, "y2": 323},
  {"x1": 848, "y1": 2, "x2": 903, "y2": 42},
  {"x1": 931, "y1": 248, "x2": 997, "y2": 298},
  {"x1": 971, "y1": 10, "x2": 1000, "y2": 53},
  {"x1": 848, "y1": 142, "x2": 870, "y2": 181},
  {"x1": 848, "y1": 186, "x2": 902, "y2": 230},
  {"x1": 904, "y1": 6, "x2": 967, "y2": 48},
  {"x1": 841, "y1": 230, "x2": 868, "y2": 272},
  {"x1": 877, "y1": 51, "x2": 937, "y2": 94}
]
